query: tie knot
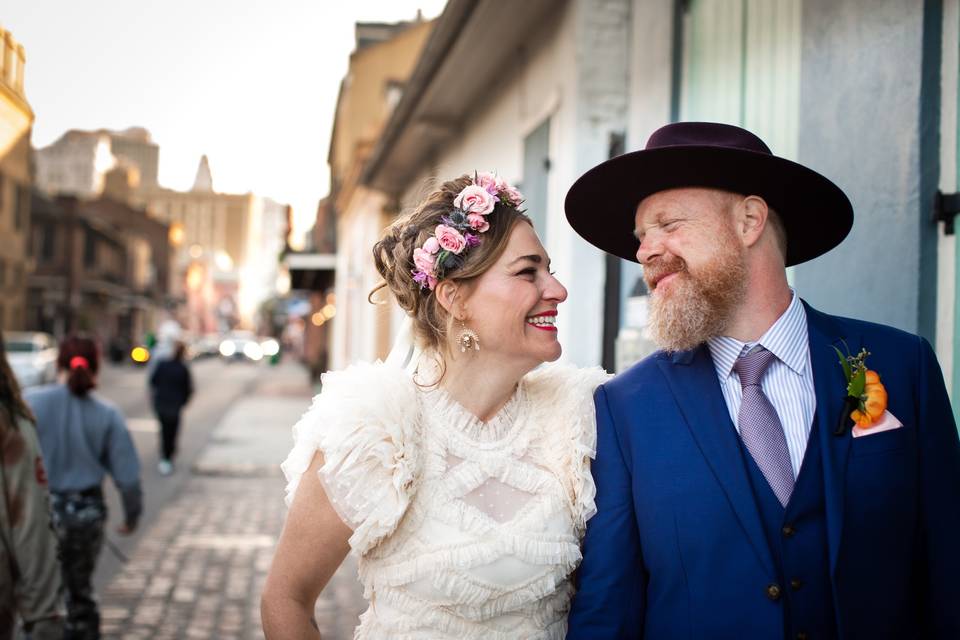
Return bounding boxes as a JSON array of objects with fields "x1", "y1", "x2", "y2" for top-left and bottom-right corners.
[{"x1": 733, "y1": 346, "x2": 776, "y2": 388}]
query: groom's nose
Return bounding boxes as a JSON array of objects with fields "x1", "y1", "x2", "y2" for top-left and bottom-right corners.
[{"x1": 637, "y1": 231, "x2": 663, "y2": 264}]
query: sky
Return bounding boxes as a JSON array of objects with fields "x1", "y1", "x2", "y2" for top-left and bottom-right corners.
[{"x1": 3, "y1": 0, "x2": 448, "y2": 246}]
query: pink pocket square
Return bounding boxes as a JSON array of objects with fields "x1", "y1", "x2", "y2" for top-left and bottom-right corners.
[{"x1": 851, "y1": 410, "x2": 903, "y2": 438}]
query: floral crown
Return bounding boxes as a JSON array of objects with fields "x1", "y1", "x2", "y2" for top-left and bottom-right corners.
[{"x1": 411, "y1": 172, "x2": 524, "y2": 291}]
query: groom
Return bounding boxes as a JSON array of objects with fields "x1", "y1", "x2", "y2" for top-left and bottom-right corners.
[{"x1": 564, "y1": 122, "x2": 960, "y2": 639}]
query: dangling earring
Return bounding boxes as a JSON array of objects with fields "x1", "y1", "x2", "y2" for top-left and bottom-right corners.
[{"x1": 457, "y1": 319, "x2": 480, "y2": 353}]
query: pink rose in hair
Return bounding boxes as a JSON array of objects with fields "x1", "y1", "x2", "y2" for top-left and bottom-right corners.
[
  {"x1": 454, "y1": 185, "x2": 496, "y2": 216},
  {"x1": 435, "y1": 224, "x2": 467, "y2": 254},
  {"x1": 422, "y1": 237, "x2": 440, "y2": 254},
  {"x1": 467, "y1": 213, "x2": 490, "y2": 232},
  {"x1": 476, "y1": 172, "x2": 499, "y2": 195},
  {"x1": 501, "y1": 184, "x2": 524, "y2": 206},
  {"x1": 413, "y1": 247, "x2": 436, "y2": 273}
]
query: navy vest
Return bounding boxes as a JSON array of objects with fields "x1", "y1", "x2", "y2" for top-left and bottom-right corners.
[{"x1": 740, "y1": 423, "x2": 837, "y2": 639}]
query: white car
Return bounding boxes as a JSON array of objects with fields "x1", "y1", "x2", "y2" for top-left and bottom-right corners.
[{"x1": 5, "y1": 331, "x2": 58, "y2": 388}]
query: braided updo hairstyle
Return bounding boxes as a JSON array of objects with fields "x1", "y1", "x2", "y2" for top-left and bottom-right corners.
[{"x1": 371, "y1": 174, "x2": 533, "y2": 353}]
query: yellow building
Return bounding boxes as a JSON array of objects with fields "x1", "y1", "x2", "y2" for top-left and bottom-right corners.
[
  {"x1": 329, "y1": 17, "x2": 433, "y2": 368},
  {"x1": 0, "y1": 25, "x2": 33, "y2": 330}
]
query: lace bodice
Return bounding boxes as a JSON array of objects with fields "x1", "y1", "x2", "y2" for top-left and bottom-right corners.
[{"x1": 282, "y1": 362, "x2": 608, "y2": 639}]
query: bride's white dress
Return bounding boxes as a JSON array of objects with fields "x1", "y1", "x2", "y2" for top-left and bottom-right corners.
[{"x1": 282, "y1": 361, "x2": 608, "y2": 639}]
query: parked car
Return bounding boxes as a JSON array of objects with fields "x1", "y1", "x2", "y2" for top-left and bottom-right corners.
[
  {"x1": 4, "y1": 331, "x2": 58, "y2": 388},
  {"x1": 191, "y1": 333, "x2": 223, "y2": 359},
  {"x1": 219, "y1": 332, "x2": 264, "y2": 363}
]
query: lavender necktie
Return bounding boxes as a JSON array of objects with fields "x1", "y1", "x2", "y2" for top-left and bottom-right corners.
[{"x1": 733, "y1": 347, "x2": 794, "y2": 507}]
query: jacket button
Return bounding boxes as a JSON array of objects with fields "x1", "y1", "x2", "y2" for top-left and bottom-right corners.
[
  {"x1": 790, "y1": 578, "x2": 803, "y2": 590},
  {"x1": 766, "y1": 583, "x2": 782, "y2": 601},
  {"x1": 782, "y1": 524, "x2": 797, "y2": 537}
]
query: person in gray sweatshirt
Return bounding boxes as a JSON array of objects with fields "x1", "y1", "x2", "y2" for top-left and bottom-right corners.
[{"x1": 26, "y1": 335, "x2": 142, "y2": 640}]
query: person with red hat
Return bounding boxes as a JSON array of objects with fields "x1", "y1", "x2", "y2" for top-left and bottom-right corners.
[{"x1": 565, "y1": 122, "x2": 959, "y2": 638}]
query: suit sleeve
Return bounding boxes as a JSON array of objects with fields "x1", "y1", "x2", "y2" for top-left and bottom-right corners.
[
  {"x1": 915, "y1": 338, "x2": 960, "y2": 637},
  {"x1": 567, "y1": 384, "x2": 646, "y2": 639}
]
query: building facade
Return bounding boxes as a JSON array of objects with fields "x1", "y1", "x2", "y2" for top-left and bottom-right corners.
[
  {"x1": 134, "y1": 157, "x2": 286, "y2": 333},
  {"x1": 326, "y1": 16, "x2": 433, "y2": 369},
  {"x1": 26, "y1": 193, "x2": 170, "y2": 350},
  {"x1": 33, "y1": 127, "x2": 159, "y2": 198},
  {"x1": 0, "y1": 25, "x2": 33, "y2": 331}
]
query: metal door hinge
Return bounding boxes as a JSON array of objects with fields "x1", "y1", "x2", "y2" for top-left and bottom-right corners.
[{"x1": 934, "y1": 190, "x2": 960, "y2": 235}]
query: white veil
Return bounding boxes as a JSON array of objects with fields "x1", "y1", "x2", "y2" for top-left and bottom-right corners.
[{"x1": 384, "y1": 316, "x2": 423, "y2": 376}]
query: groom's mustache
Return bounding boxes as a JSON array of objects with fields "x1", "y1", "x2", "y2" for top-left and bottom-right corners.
[{"x1": 643, "y1": 256, "x2": 687, "y2": 291}]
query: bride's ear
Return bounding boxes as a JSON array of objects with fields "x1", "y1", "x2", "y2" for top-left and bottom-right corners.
[
  {"x1": 434, "y1": 281, "x2": 460, "y2": 317},
  {"x1": 436, "y1": 281, "x2": 473, "y2": 323}
]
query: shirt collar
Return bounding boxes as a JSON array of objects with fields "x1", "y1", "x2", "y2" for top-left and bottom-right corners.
[{"x1": 706, "y1": 290, "x2": 809, "y2": 379}]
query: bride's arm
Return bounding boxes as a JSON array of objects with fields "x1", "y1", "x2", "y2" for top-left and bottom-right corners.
[{"x1": 261, "y1": 451, "x2": 351, "y2": 639}]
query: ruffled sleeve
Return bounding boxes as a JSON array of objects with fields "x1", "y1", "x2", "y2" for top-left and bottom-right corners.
[
  {"x1": 525, "y1": 363, "x2": 611, "y2": 537},
  {"x1": 281, "y1": 361, "x2": 421, "y2": 555}
]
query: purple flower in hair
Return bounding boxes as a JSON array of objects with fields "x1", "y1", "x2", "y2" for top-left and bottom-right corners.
[{"x1": 465, "y1": 233, "x2": 481, "y2": 248}]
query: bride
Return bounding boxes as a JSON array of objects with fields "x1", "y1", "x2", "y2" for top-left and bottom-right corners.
[{"x1": 261, "y1": 173, "x2": 608, "y2": 639}]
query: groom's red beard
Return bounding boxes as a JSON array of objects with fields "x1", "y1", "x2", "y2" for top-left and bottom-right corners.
[{"x1": 644, "y1": 244, "x2": 748, "y2": 352}]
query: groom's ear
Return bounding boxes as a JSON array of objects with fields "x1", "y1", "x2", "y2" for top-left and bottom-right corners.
[{"x1": 737, "y1": 195, "x2": 769, "y2": 249}]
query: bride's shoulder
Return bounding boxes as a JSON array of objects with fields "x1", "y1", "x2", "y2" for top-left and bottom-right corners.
[
  {"x1": 319, "y1": 360, "x2": 420, "y2": 404},
  {"x1": 523, "y1": 362, "x2": 611, "y2": 407},
  {"x1": 281, "y1": 361, "x2": 422, "y2": 554}
]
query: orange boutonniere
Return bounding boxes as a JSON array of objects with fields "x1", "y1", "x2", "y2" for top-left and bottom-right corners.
[{"x1": 832, "y1": 344, "x2": 888, "y2": 434}]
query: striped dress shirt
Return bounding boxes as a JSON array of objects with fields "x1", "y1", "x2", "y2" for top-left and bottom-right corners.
[{"x1": 706, "y1": 291, "x2": 816, "y2": 478}]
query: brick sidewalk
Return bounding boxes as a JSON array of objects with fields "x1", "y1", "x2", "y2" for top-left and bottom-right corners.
[
  {"x1": 99, "y1": 476, "x2": 363, "y2": 640},
  {"x1": 98, "y1": 362, "x2": 366, "y2": 639}
]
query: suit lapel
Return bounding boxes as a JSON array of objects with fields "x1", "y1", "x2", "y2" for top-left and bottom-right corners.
[
  {"x1": 804, "y1": 302, "x2": 855, "y2": 574},
  {"x1": 657, "y1": 347, "x2": 775, "y2": 576}
]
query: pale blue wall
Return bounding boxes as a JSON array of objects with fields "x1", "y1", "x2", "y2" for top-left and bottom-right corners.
[{"x1": 793, "y1": 0, "x2": 941, "y2": 342}]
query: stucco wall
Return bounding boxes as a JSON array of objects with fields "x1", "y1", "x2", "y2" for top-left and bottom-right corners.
[
  {"x1": 332, "y1": 187, "x2": 392, "y2": 369},
  {"x1": 793, "y1": 0, "x2": 938, "y2": 340}
]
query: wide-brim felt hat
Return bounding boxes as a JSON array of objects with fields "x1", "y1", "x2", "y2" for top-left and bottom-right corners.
[{"x1": 564, "y1": 121, "x2": 853, "y2": 267}]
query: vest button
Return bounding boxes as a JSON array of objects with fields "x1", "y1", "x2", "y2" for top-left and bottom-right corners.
[
  {"x1": 790, "y1": 578, "x2": 803, "y2": 590},
  {"x1": 782, "y1": 524, "x2": 797, "y2": 537},
  {"x1": 766, "y1": 583, "x2": 782, "y2": 601}
]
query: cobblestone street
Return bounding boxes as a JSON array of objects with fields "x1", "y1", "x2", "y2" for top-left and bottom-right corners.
[{"x1": 96, "y1": 362, "x2": 366, "y2": 640}]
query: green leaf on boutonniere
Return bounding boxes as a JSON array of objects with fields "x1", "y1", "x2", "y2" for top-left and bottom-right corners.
[
  {"x1": 848, "y1": 367, "x2": 866, "y2": 399},
  {"x1": 832, "y1": 345, "x2": 852, "y2": 383}
]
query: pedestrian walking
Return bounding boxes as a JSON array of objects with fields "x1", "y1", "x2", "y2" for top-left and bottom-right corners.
[
  {"x1": 148, "y1": 341, "x2": 193, "y2": 475},
  {"x1": 26, "y1": 335, "x2": 142, "y2": 640},
  {"x1": 0, "y1": 329, "x2": 62, "y2": 640}
]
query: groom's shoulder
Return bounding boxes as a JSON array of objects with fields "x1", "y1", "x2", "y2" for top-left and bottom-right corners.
[
  {"x1": 809, "y1": 306, "x2": 927, "y2": 351},
  {"x1": 602, "y1": 349, "x2": 675, "y2": 398}
]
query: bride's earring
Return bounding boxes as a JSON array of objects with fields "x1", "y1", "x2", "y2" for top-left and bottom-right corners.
[{"x1": 457, "y1": 319, "x2": 480, "y2": 353}]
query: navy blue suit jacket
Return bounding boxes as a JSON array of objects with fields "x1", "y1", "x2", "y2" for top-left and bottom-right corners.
[{"x1": 567, "y1": 303, "x2": 960, "y2": 639}]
